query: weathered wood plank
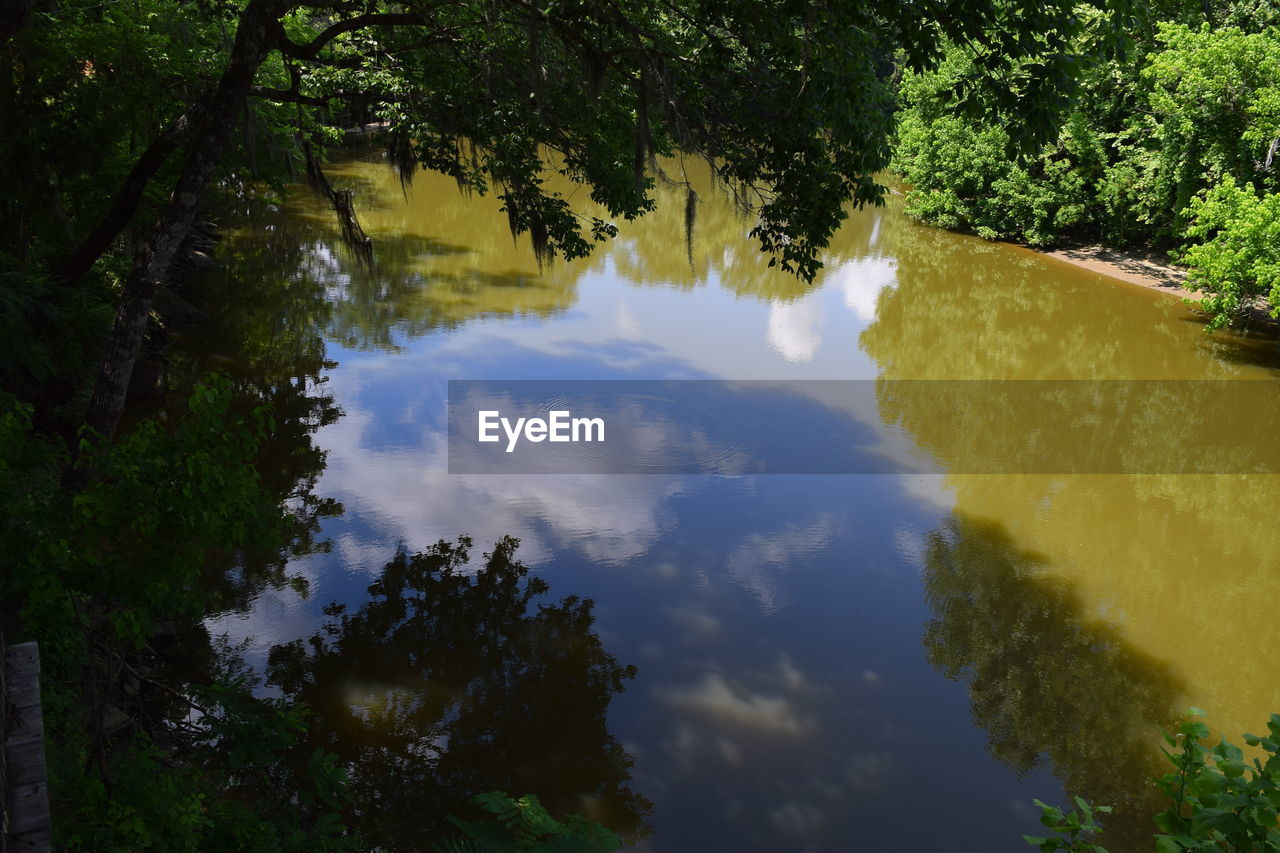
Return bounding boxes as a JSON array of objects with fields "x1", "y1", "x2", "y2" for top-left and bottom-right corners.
[
  {"x1": 6, "y1": 831, "x2": 52, "y2": 853},
  {"x1": 2, "y1": 631, "x2": 9, "y2": 853},
  {"x1": 3, "y1": 746, "x2": 43, "y2": 789},
  {"x1": 3, "y1": 641, "x2": 49, "y2": 853},
  {"x1": 6, "y1": 688, "x2": 39, "y2": 713},
  {"x1": 1, "y1": 648, "x2": 33, "y2": 672},
  {"x1": 4, "y1": 725, "x2": 42, "y2": 749},
  {"x1": 4, "y1": 784, "x2": 48, "y2": 837}
]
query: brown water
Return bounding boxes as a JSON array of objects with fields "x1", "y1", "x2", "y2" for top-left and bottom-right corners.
[{"x1": 185, "y1": 148, "x2": 1280, "y2": 852}]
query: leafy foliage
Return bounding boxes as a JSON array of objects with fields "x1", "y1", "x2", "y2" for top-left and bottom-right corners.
[
  {"x1": 61, "y1": 694, "x2": 360, "y2": 853},
  {"x1": 1180, "y1": 180, "x2": 1280, "y2": 331},
  {"x1": 1025, "y1": 710, "x2": 1280, "y2": 852},
  {"x1": 894, "y1": 50, "x2": 1094, "y2": 245},
  {"x1": 435, "y1": 792, "x2": 622, "y2": 853},
  {"x1": 0, "y1": 269, "x2": 111, "y2": 424},
  {"x1": 3, "y1": 0, "x2": 1136, "y2": 295},
  {"x1": 0, "y1": 378, "x2": 360, "y2": 850},
  {"x1": 1152, "y1": 710, "x2": 1280, "y2": 851},
  {"x1": 1025, "y1": 798, "x2": 1112, "y2": 852},
  {"x1": 893, "y1": 9, "x2": 1280, "y2": 330},
  {"x1": 4, "y1": 377, "x2": 282, "y2": 648},
  {"x1": 1143, "y1": 24, "x2": 1280, "y2": 219}
]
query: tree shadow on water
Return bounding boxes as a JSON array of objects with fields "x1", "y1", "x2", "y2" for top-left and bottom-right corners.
[
  {"x1": 922, "y1": 515, "x2": 1184, "y2": 850},
  {"x1": 265, "y1": 535, "x2": 651, "y2": 851},
  {"x1": 1178, "y1": 313, "x2": 1280, "y2": 373}
]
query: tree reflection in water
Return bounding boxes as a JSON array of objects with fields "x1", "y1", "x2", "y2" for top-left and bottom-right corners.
[
  {"x1": 170, "y1": 199, "x2": 346, "y2": 610},
  {"x1": 922, "y1": 515, "x2": 1184, "y2": 850},
  {"x1": 265, "y1": 536, "x2": 651, "y2": 850}
]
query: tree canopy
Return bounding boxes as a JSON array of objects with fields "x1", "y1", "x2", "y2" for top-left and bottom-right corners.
[
  {"x1": 892, "y1": 2, "x2": 1280, "y2": 329},
  {"x1": 2, "y1": 0, "x2": 1131, "y2": 437}
]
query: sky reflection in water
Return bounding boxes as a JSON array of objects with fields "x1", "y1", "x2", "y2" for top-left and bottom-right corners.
[{"x1": 197, "y1": 151, "x2": 1280, "y2": 852}]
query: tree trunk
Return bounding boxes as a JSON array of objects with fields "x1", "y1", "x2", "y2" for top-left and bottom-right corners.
[{"x1": 83, "y1": 0, "x2": 286, "y2": 441}]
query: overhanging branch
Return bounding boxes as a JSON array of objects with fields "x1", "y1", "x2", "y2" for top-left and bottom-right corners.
[
  {"x1": 279, "y1": 12, "x2": 439, "y2": 59},
  {"x1": 54, "y1": 98, "x2": 208, "y2": 284},
  {"x1": 249, "y1": 85, "x2": 352, "y2": 105}
]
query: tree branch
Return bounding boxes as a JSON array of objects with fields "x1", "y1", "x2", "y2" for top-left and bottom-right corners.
[
  {"x1": 53, "y1": 97, "x2": 208, "y2": 284},
  {"x1": 279, "y1": 12, "x2": 439, "y2": 59},
  {"x1": 250, "y1": 85, "x2": 333, "y2": 106}
]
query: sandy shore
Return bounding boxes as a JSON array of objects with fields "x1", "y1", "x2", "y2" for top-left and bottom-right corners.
[
  {"x1": 1043, "y1": 244, "x2": 1280, "y2": 334},
  {"x1": 1044, "y1": 244, "x2": 1198, "y2": 299}
]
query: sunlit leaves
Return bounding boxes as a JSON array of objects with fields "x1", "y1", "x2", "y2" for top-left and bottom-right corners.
[
  {"x1": 1181, "y1": 178, "x2": 1280, "y2": 331},
  {"x1": 1024, "y1": 797, "x2": 1112, "y2": 852},
  {"x1": 893, "y1": 15, "x2": 1280, "y2": 261},
  {"x1": 1145, "y1": 23, "x2": 1280, "y2": 195}
]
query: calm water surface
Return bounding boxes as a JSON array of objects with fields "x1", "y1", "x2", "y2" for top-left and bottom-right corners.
[{"x1": 186, "y1": 150, "x2": 1280, "y2": 852}]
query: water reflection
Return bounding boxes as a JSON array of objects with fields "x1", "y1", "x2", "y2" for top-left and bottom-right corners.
[
  {"x1": 168, "y1": 203, "x2": 345, "y2": 607},
  {"x1": 922, "y1": 514, "x2": 1180, "y2": 848},
  {"x1": 265, "y1": 536, "x2": 651, "y2": 849},
  {"x1": 873, "y1": 380, "x2": 1280, "y2": 474},
  {"x1": 311, "y1": 150, "x2": 873, "y2": 327},
  {"x1": 326, "y1": 240, "x2": 576, "y2": 352},
  {"x1": 860, "y1": 201, "x2": 1280, "y2": 842},
  {"x1": 250, "y1": 183, "x2": 579, "y2": 353},
  {"x1": 252, "y1": 149, "x2": 894, "y2": 387},
  {"x1": 184, "y1": 143, "x2": 1280, "y2": 853},
  {"x1": 168, "y1": 194, "x2": 659, "y2": 849},
  {"x1": 767, "y1": 295, "x2": 825, "y2": 363},
  {"x1": 859, "y1": 205, "x2": 1279, "y2": 380}
]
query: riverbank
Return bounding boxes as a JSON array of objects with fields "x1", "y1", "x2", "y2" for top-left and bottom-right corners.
[
  {"x1": 1040, "y1": 244, "x2": 1280, "y2": 333},
  {"x1": 1043, "y1": 244, "x2": 1195, "y2": 298}
]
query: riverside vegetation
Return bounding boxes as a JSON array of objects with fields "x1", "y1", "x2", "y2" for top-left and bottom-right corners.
[
  {"x1": 2, "y1": 0, "x2": 1277, "y2": 849},
  {"x1": 1025, "y1": 711, "x2": 1280, "y2": 852},
  {"x1": 892, "y1": 0, "x2": 1280, "y2": 330}
]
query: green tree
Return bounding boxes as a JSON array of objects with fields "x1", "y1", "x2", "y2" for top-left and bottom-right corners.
[
  {"x1": 892, "y1": 46, "x2": 1095, "y2": 246},
  {"x1": 1180, "y1": 179, "x2": 1280, "y2": 331},
  {"x1": 3, "y1": 0, "x2": 1131, "y2": 439},
  {"x1": 892, "y1": 11, "x2": 1280, "y2": 255},
  {"x1": 437, "y1": 791, "x2": 623, "y2": 853},
  {"x1": 1143, "y1": 23, "x2": 1280, "y2": 221},
  {"x1": 0, "y1": 378, "x2": 360, "y2": 850}
]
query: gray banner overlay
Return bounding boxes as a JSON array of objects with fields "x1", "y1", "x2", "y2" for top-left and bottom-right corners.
[{"x1": 447, "y1": 380, "x2": 1280, "y2": 474}]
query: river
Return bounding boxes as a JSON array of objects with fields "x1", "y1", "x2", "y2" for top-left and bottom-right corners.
[{"x1": 179, "y1": 147, "x2": 1280, "y2": 852}]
